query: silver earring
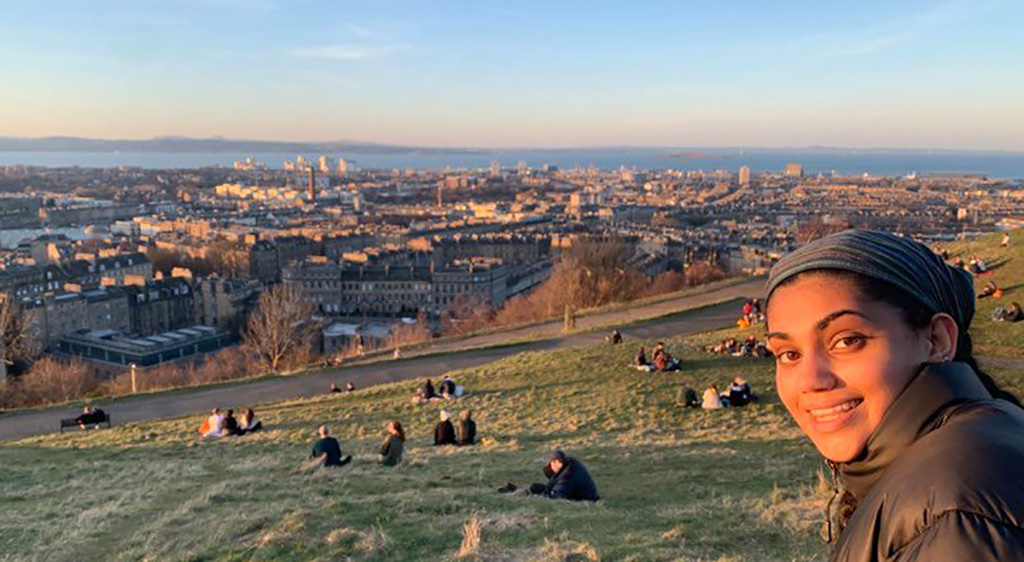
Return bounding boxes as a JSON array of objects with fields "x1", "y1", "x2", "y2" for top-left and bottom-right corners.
[{"x1": 941, "y1": 356, "x2": 951, "y2": 362}]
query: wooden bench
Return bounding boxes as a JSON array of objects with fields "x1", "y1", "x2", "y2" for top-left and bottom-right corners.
[{"x1": 59, "y1": 412, "x2": 112, "y2": 433}]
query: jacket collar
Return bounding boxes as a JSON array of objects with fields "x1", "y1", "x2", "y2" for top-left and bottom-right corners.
[{"x1": 839, "y1": 361, "x2": 991, "y2": 500}]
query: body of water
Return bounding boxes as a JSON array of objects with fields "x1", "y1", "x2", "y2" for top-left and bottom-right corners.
[{"x1": 0, "y1": 148, "x2": 1022, "y2": 179}]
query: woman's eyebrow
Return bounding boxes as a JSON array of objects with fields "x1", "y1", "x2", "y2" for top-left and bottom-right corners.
[
  {"x1": 766, "y1": 310, "x2": 870, "y2": 341},
  {"x1": 815, "y1": 309, "x2": 870, "y2": 332}
]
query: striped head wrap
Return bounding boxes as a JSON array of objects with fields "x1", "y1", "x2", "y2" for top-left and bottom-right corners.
[{"x1": 766, "y1": 230, "x2": 975, "y2": 332}]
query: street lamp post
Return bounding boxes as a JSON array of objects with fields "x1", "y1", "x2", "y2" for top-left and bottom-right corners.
[{"x1": 130, "y1": 363, "x2": 137, "y2": 394}]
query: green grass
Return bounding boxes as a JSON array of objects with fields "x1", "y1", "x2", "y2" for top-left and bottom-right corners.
[
  {"x1": 942, "y1": 229, "x2": 1024, "y2": 360},
  {"x1": 1, "y1": 334, "x2": 1018, "y2": 562},
  {"x1": 1, "y1": 327, "x2": 834, "y2": 562}
]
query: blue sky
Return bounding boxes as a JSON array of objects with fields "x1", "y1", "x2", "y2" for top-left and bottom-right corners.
[{"x1": 1, "y1": 0, "x2": 1022, "y2": 149}]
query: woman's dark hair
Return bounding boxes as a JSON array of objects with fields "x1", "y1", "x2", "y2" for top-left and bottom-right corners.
[
  {"x1": 771, "y1": 269, "x2": 1022, "y2": 408},
  {"x1": 390, "y1": 420, "x2": 406, "y2": 443}
]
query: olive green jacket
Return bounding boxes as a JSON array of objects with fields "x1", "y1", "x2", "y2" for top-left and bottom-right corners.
[{"x1": 832, "y1": 362, "x2": 1024, "y2": 561}]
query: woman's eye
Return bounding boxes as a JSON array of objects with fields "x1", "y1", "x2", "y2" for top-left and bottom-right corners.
[
  {"x1": 832, "y1": 335, "x2": 866, "y2": 350},
  {"x1": 777, "y1": 350, "x2": 800, "y2": 364}
]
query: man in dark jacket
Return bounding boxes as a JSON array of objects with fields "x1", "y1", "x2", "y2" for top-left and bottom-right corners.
[
  {"x1": 536, "y1": 449, "x2": 599, "y2": 501},
  {"x1": 310, "y1": 425, "x2": 352, "y2": 468}
]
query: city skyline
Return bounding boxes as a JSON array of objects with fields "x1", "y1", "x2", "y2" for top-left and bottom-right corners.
[{"x1": 2, "y1": 0, "x2": 1023, "y2": 150}]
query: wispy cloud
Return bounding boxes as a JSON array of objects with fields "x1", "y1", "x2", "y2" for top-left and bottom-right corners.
[
  {"x1": 349, "y1": 24, "x2": 376, "y2": 38},
  {"x1": 813, "y1": 0, "x2": 969, "y2": 59},
  {"x1": 290, "y1": 44, "x2": 411, "y2": 61}
]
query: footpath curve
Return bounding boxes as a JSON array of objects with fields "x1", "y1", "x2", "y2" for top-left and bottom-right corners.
[{"x1": 0, "y1": 278, "x2": 765, "y2": 442}]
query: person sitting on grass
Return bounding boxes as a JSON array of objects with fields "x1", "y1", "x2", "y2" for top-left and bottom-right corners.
[
  {"x1": 440, "y1": 375, "x2": 458, "y2": 398},
  {"x1": 222, "y1": 409, "x2": 243, "y2": 436},
  {"x1": 329, "y1": 382, "x2": 342, "y2": 394},
  {"x1": 199, "y1": 408, "x2": 224, "y2": 437},
  {"x1": 434, "y1": 410, "x2": 457, "y2": 446},
  {"x1": 499, "y1": 449, "x2": 600, "y2": 502},
  {"x1": 75, "y1": 406, "x2": 106, "y2": 430},
  {"x1": 677, "y1": 388, "x2": 701, "y2": 408},
  {"x1": 345, "y1": 381, "x2": 356, "y2": 393},
  {"x1": 415, "y1": 378, "x2": 438, "y2": 403},
  {"x1": 702, "y1": 384, "x2": 724, "y2": 409},
  {"x1": 993, "y1": 302, "x2": 1024, "y2": 323},
  {"x1": 239, "y1": 408, "x2": 262, "y2": 433},
  {"x1": 458, "y1": 409, "x2": 477, "y2": 446},
  {"x1": 379, "y1": 420, "x2": 405, "y2": 466},
  {"x1": 311, "y1": 424, "x2": 352, "y2": 468},
  {"x1": 728, "y1": 376, "x2": 756, "y2": 407},
  {"x1": 607, "y1": 329, "x2": 623, "y2": 344},
  {"x1": 653, "y1": 346, "x2": 680, "y2": 372},
  {"x1": 634, "y1": 346, "x2": 652, "y2": 371}
]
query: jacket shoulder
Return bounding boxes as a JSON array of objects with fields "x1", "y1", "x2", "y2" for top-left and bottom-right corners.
[{"x1": 875, "y1": 402, "x2": 1024, "y2": 551}]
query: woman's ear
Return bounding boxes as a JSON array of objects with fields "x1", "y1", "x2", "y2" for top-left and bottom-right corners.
[{"x1": 926, "y1": 313, "x2": 959, "y2": 362}]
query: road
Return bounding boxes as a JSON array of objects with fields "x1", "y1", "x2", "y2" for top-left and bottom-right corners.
[{"x1": 0, "y1": 279, "x2": 764, "y2": 442}]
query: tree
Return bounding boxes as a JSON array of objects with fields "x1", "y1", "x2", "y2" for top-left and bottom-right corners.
[
  {"x1": 0, "y1": 296, "x2": 36, "y2": 383},
  {"x1": 243, "y1": 285, "x2": 316, "y2": 373},
  {"x1": 17, "y1": 357, "x2": 98, "y2": 406}
]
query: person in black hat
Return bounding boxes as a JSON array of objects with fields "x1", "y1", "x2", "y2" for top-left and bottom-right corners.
[{"x1": 499, "y1": 448, "x2": 599, "y2": 502}]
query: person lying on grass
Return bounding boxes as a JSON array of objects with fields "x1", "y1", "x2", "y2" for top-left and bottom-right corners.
[
  {"x1": 310, "y1": 424, "x2": 352, "y2": 468},
  {"x1": 498, "y1": 449, "x2": 599, "y2": 502}
]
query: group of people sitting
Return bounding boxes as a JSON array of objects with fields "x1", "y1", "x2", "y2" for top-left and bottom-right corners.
[
  {"x1": 950, "y1": 254, "x2": 994, "y2": 276},
  {"x1": 705, "y1": 335, "x2": 772, "y2": 359},
  {"x1": 433, "y1": 409, "x2": 477, "y2": 446},
  {"x1": 305, "y1": 414, "x2": 600, "y2": 503},
  {"x1": 198, "y1": 407, "x2": 263, "y2": 437},
  {"x1": 677, "y1": 377, "x2": 757, "y2": 409},
  {"x1": 412, "y1": 375, "x2": 463, "y2": 403},
  {"x1": 736, "y1": 298, "x2": 765, "y2": 328},
  {"x1": 634, "y1": 342, "x2": 680, "y2": 372},
  {"x1": 328, "y1": 381, "x2": 357, "y2": 394},
  {"x1": 75, "y1": 405, "x2": 108, "y2": 430},
  {"x1": 309, "y1": 419, "x2": 406, "y2": 468}
]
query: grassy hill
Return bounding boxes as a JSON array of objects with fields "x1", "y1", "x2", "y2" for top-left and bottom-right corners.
[
  {"x1": 1, "y1": 229, "x2": 1019, "y2": 562},
  {"x1": 941, "y1": 228, "x2": 1024, "y2": 359},
  {"x1": 2, "y1": 326, "x2": 833, "y2": 562}
]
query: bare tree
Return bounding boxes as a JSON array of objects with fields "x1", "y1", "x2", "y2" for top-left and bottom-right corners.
[
  {"x1": 0, "y1": 296, "x2": 37, "y2": 383},
  {"x1": 243, "y1": 284, "x2": 316, "y2": 373}
]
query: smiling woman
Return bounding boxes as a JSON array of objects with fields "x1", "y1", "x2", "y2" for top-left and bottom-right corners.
[{"x1": 764, "y1": 230, "x2": 1024, "y2": 562}]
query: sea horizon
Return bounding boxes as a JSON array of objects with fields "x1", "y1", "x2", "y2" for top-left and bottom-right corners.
[{"x1": 1, "y1": 147, "x2": 1023, "y2": 179}]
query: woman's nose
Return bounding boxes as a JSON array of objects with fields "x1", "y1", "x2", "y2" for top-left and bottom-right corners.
[{"x1": 796, "y1": 350, "x2": 838, "y2": 394}]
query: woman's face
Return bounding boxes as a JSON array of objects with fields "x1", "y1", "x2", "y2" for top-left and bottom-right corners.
[{"x1": 767, "y1": 274, "x2": 931, "y2": 462}]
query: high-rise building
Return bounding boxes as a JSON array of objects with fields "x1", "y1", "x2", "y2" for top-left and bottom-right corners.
[
  {"x1": 738, "y1": 165, "x2": 750, "y2": 187},
  {"x1": 308, "y1": 167, "x2": 317, "y2": 202},
  {"x1": 489, "y1": 161, "x2": 501, "y2": 177},
  {"x1": 337, "y1": 158, "x2": 348, "y2": 176},
  {"x1": 517, "y1": 161, "x2": 527, "y2": 175},
  {"x1": 319, "y1": 156, "x2": 332, "y2": 174},
  {"x1": 784, "y1": 163, "x2": 804, "y2": 178}
]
